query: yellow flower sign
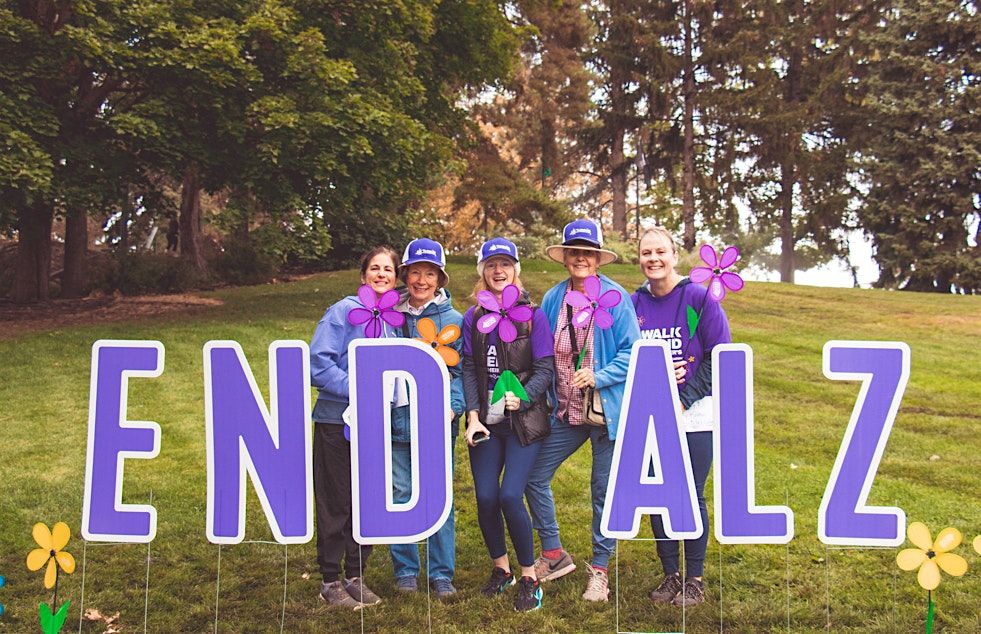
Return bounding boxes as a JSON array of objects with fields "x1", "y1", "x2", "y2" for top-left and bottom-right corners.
[
  {"x1": 26, "y1": 522, "x2": 75, "y2": 589},
  {"x1": 896, "y1": 522, "x2": 967, "y2": 590}
]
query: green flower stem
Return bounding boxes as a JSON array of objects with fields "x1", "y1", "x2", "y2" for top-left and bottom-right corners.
[{"x1": 925, "y1": 591, "x2": 935, "y2": 634}]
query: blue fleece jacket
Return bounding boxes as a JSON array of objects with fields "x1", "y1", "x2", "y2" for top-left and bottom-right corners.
[
  {"x1": 310, "y1": 294, "x2": 401, "y2": 424},
  {"x1": 389, "y1": 289, "x2": 465, "y2": 441},
  {"x1": 541, "y1": 274, "x2": 640, "y2": 440}
]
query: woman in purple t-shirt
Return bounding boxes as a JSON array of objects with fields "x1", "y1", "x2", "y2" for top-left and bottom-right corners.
[
  {"x1": 461, "y1": 238, "x2": 555, "y2": 612},
  {"x1": 631, "y1": 227, "x2": 732, "y2": 608}
]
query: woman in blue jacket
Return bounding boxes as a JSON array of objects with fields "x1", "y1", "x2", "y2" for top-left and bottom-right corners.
[
  {"x1": 388, "y1": 238, "x2": 465, "y2": 598},
  {"x1": 524, "y1": 218, "x2": 642, "y2": 603},
  {"x1": 309, "y1": 246, "x2": 400, "y2": 610}
]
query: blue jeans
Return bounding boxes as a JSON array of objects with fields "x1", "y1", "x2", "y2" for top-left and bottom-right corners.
[
  {"x1": 389, "y1": 438, "x2": 456, "y2": 581},
  {"x1": 469, "y1": 421, "x2": 542, "y2": 567},
  {"x1": 525, "y1": 418, "x2": 616, "y2": 568},
  {"x1": 650, "y1": 431, "x2": 713, "y2": 577}
]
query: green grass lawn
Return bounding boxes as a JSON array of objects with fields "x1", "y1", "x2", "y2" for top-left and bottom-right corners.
[{"x1": 1, "y1": 263, "x2": 979, "y2": 633}]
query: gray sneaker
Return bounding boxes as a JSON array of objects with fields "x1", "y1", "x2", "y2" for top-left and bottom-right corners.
[
  {"x1": 395, "y1": 576, "x2": 418, "y2": 593},
  {"x1": 649, "y1": 573, "x2": 683, "y2": 604},
  {"x1": 320, "y1": 580, "x2": 363, "y2": 610},
  {"x1": 533, "y1": 551, "x2": 577, "y2": 582},
  {"x1": 430, "y1": 578, "x2": 457, "y2": 599},
  {"x1": 344, "y1": 577, "x2": 381, "y2": 605}
]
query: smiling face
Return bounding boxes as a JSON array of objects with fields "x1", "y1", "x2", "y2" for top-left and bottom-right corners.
[
  {"x1": 405, "y1": 262, "x2": 441, "y2": 307},
  {"x1": 563, "y1": 247, "x2": 600, "y2": 283},
  {"x1": 482, "y1": 255, "x2": 517, "y2": 295},
  {"x1": 639, "y1": 232, "x2": 678, "y2": 285},
  {"x1": 361, "y1": 253, "x2": 398, "y2": 295}
]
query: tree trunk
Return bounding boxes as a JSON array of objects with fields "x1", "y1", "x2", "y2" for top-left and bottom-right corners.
[
  {"x1": 62, "y1": 209, "x2": 88, "y2": 298},
  {"x1": 681, "y1": 0, "x2": 697, "y2": 251},
  {"x1": 610, "y1": 124, "x2": 627, "y2": 237},
  {"x1": 779, "y1": 17, "x2": 803, "y2": 284},
  {"x1": 179, "y1": 163, "x2": 207, "y2": 271},
  {"x1": 11, "y1": 201, "x2": 54, "y2": 303}
]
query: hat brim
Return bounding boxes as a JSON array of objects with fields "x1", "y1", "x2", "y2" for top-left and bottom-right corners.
[
  {"x1": 399, "y1": 261, "x2": 449, "y2": 287},
  {"x1": 546, "y1": 244, "x2": 619, "y2": 266}
]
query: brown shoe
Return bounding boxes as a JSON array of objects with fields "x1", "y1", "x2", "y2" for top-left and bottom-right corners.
[
  {"x1": 671, "y1": 577, "x2": 705, "y2": 607},
  {"x1": 649, "y1": 573, "x2": 683, "y2": 604},
  {"x1": 533, "y1": 550, "x2": 577, "y2": 582},
  {"x1": 320, "y1": 580, "x2": 363, "y2": 610}
]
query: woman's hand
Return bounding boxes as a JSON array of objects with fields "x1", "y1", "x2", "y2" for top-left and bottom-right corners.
[
  {"x1": 673, "y1": 360, "x2": 687, "y2": 384},
  {"x1": 465, "y1": 413, "x2": 490, "y2": 447},
  {"x1": 504, "y1": 391, "x2": 521, "y2": 411},
  {"x1": 571, "y1": 367, "x2": 595, "y2": 389}
]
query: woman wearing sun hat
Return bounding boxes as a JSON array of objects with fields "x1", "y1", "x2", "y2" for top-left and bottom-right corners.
[
  {"x1": 461, "y1": 237, "x2": 555, "y2": 611},
  {"x1": 388, "y1": 237, "x2": 465, "y2": 599},
  {"x1": 523, "y1": 218, "x2": 641, "y2": 602}
]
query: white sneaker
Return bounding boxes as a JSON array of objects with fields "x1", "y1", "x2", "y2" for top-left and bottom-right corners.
[{"x1": 582, "y1": 564, "x2": 609, "y2": 602}]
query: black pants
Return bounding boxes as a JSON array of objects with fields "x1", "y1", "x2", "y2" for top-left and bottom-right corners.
[{"x1": 314, "y1": 423, "x2": 371, "y2": 582}]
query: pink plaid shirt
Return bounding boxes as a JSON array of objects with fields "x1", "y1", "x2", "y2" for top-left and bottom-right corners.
[{"x1": 554, "y1": 287, "x2": 594, "y2": 426}]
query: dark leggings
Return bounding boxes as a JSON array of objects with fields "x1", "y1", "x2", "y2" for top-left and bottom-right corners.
[
  {"x1": 468, "y1": 421, "x2": 542, "y2": 567},
  {"x1": 650, "y1": 431, "x2": 713, "y2": 578}
]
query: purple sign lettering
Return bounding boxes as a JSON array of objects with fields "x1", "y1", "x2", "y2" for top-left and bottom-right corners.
[
  {"x1": 602, "y1": 340, "x2": 702, "y2": 540},
  {"x1": 713, "y1": 344, "x2": 794, "y2": 544},
  {"x1": 204, "y1": 341, "x2": 313, "y2": 545},
  {"x1": 818, "y1": 341, "x2": 910, "y2": 546},
  {"x1": 348, "y1": 339, "x2": 452, "y2": 544},
  {"x1": 82, "y1": 341, "x2": 164, "y2": 543}
]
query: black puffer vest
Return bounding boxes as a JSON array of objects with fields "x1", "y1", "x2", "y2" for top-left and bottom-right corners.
[{"x1": 471, "y1": 303, "x2": 551, "y2": 446}]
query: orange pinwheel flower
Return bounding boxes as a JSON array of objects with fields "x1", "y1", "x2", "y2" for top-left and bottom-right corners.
[
  {"x1": 896, "y1": 522, "x2": 968, "y2": 590},
  {"x1": 27, "y1": 522, "x2": 75, "y2": 589},
  {"x1": 416, "y1": 317, "x2": 460, "y2": 366}
]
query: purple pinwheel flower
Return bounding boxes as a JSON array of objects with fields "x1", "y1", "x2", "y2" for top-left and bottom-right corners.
[
  {"x1": 689, "y1": 244, "x2": 745, "y2": 302},
  {"x1": 476, "y1": 284, "x2": 533, "y2": 343},
  {"x1": 347, "y1": 284, "x2": 405, "y2": 337},
  {"x1": 566, "y1": 275, "x2": 622, "y2": 330}
]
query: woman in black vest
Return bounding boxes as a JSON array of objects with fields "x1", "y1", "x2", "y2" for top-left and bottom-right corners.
[{"x1": 462, "y1": 238, "x2": 555, "y2": 612}]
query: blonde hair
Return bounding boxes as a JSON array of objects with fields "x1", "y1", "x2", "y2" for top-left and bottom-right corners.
[
  {"x1": 638, "y1": 226, "x2": 678, "y2": 255},
  {"x1": 472, "y1": 259, "x2": 523, "y2": 300}
]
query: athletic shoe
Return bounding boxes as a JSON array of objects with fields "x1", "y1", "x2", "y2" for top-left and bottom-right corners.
[
  {"x1": 533, "y1": 550, "x2": 576, "y2": 582},
  {"x1": 671, "y1": 577, "x2": 705, "y2": 607},
  {"x1": 514, "y1": 576, "x2": 543, "y2": 612},
  {"x1": 430, "y1": 578, "x2": 457, "y2": 599},
  {"x1": 480, "y1": 567, "x2": 516, "y2": 597},
  {"x1": 344, "y1": 577, "x2": 381, "y2": 605},
  {"x1": 581, "y1": 564, "x2": 609, "y2": 602},
  {"x1": 649, "y1": 573, "x2": 683, "y2": 604},
  {"x1": 396, "y1": 576, "x2": 418, "y2": 593},
  {"x1": 320, "y1": 580, "x2": 363, "y2": 610}
]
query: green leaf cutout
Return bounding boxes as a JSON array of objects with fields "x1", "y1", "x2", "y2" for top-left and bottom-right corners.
[
  {"x1": 39, "y1": 600, "x2": 71, "y2": 634},
  {"x1": 687, "y1": 305, "x2": 700, "y2": 338},
  {"x1": 491, "y1": 370, "x2": 529, "y2": 404}
]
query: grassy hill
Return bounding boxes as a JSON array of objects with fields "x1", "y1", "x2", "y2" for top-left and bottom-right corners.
[{"x1": 1, "y1": 262, "x2": 979, "y2": 633}]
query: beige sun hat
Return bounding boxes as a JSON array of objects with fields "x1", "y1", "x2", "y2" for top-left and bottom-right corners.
[{"x1": 546, "y1": 218, "x2": 619, "y2": 266}]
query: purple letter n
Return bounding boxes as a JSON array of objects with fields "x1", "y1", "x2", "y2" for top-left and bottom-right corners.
[
  {"x1": 349, "y1": 339, "x2": 452, "y2": 544},
  {"x1": 205, "y1": 341, "x2": 313, "y2": 545}
]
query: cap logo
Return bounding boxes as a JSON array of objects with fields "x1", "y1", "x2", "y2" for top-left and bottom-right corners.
[
  {"x1": 488, "y1": 244, "x2": 513, "y2": 253},
  {"x1": 414, "y1": 248, "x2": 438, "y2": 257},
  {"x1": 570, "y1": 227, "x2": 594, "y2": 236}
]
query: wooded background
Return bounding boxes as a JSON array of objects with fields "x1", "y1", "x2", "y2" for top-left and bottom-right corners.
[{"x1": 1, "y1": 0, "x2": 978, "y2": 302}]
